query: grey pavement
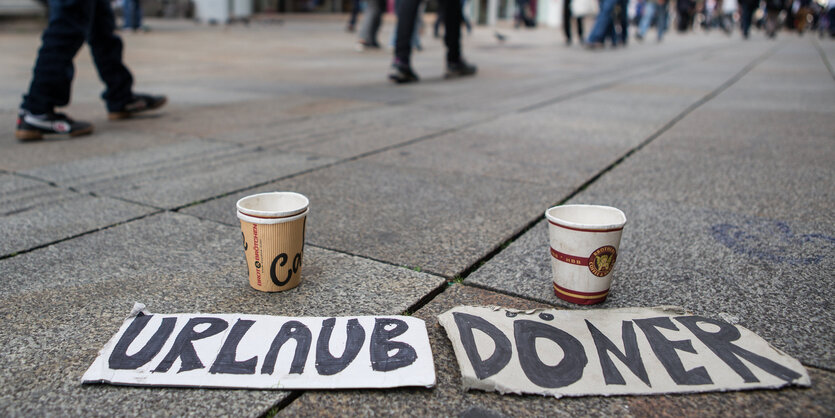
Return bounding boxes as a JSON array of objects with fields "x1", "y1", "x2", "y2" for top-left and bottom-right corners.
[{"x1": 0, "y1": 15, "x2": 833, "y2": 417}]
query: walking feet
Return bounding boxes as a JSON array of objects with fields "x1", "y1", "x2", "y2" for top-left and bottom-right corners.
[
  {"x1": 15, "y1": 110, "x2": 93, "y2": 141},
  {"x1": 445, "y1": 59, "x2": 477, "y2": 79},
  {"x1": 108, "y1": 93, "x2": 167, "y2": 120},
  {"x1": 15, "y1": 93, "x2": 167, "y2": 141},
  {"x1": 389, "y1": 60, "x2": 420, "y2": 84}
]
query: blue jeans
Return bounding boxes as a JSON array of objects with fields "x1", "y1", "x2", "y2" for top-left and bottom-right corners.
[
  {"x1": 122, "y1": 0, "x2": 142, "y2": 30},
  {"x1": 22, "y1": 0, "x2": 133, "y2": 114},
  {"x1": 638, "y1": 1, "x2": 668, "y2": 40},
  {"x1": 587, "y1": 0, "x2": 619, "y2": 43}
]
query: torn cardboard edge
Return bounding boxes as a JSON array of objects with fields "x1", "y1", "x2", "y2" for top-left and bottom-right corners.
[
  {"x1": 82, "y1": 303, "x2": 436, "y2": 390},
  {"x1": 438, "y1": 305, "x2": 810, "y2": 398}
]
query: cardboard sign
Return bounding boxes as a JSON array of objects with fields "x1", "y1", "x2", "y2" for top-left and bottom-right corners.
[
  {"x1": 83, "y1": 304, "x2": 435, "y2": 389},
  {"x1": 438, "y1": 306, "x2": 809, "y2": 397}
]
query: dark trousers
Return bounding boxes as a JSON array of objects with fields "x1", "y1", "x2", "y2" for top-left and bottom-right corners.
[
  {"x1": 562, "y1": 0, "x2": 584, "y2": 42},
  {"x1": 396, "y1": 0, "x2": 461, "y2": 65},
  {"x1": 740, "y1": 3, "x2": 756, "y2": 37},
  {"x1": 22, "y1": 0, "x2": 133, "y2": 114}
]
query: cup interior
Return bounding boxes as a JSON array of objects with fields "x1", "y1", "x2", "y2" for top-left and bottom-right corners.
[
  {"x1": 237, "y1": 192, "x2": 309, "y2": 218},
  {"x1": 546, "y1": 205, "x2": 626, "y2": 230}
]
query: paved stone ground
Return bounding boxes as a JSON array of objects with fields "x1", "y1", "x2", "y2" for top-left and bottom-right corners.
[{"x1": 1, "y1": 15, "x2": 833, "y2": 417}]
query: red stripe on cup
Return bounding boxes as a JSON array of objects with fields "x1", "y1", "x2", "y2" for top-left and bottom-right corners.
[
  {"x1": 547, "y1": 219, "x2": 624, "y2": 233},
  {"x1": 238, "y1": 211, "x2": 294, "y2": 220},
  {"x1": 553, "y1": 282, "x2": 609, "y2": 305},
  {"x1": 550, "y1": 247, "x2": 589, "y2": 266}
]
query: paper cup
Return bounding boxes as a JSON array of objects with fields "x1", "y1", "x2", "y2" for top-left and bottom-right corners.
[
  {"x1": 545, "y1": 205, "x2": 626, "y2": 305},
  {"x1": 237, "y1": 192, "x2": 309, "y2": 292}
]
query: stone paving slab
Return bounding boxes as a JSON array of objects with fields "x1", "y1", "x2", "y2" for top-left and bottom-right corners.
[
  {"x1": 467, "y1": 41, "x2": 835, "y2": 370},
  {"x1": 0, "y1": 126, "x2": 194, "y2": 172},
  {"x1": 281, "y1": 284, "x2": 834, "y2": 417},
  {"x1": 467, "y1": 197, "x2": 835, "y2": 369},
  {"x1": 182, "y1": 159, "x2": 561, "y2": 278},
  {"x1": 0, "y1": 212, "x2": 444, "y2": 416},
  {"x1": 0, "y1": 173, "x2": 156, "y2": 257},
  {"x1": 22, "y1": 138, "x2": 338, "y2": 209}
]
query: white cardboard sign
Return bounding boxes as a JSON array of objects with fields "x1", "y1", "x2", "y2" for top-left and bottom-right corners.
[
  {"x1": 438, "y1": 306, "x2": 809, "y2": 397},
  {"x1": 83, "y1": 304, "x2": 435, "y2": 389}
]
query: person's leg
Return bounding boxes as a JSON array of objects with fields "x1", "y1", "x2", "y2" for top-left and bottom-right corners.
[
  {"x1": 358, "y1": 0, "x2": 384, "y2": 45},
  {"x1": 619, "y1": 0, "x2": 628, "y2": 43},
  {"x1": 740, "y1": 4, "x2": 752, "y2": 37},
  {"x1": 87, "y1": 0, "x2": 134, "y2": 112},
  {"x1": 21, "y1": 0, "x2": 94, "y2": 115},
  {"x1": 348, "y1": 0, "x2": 360, "y2": 30},
  {"x1": 395, "y1": 0, "x2": 420, "y2": 65},
  {"x1": 122, "y1": 0, "x2": 132, "y2": 29},
  {"x1": 563, "y1": 0, "x2": 573, "y2": 42},
  {"x1": 656, "y1": 2, "x2": 668, "y2": 40},
  {"x1": 587, "y1": 0, "x2": 618, "y2": 43},
  {"x1": 461, "y1": 0, "x2": 472, "y2": 32},
  {"x1": 390, "y1": 0, "x2": 421, "y2": 82},
  {"x1": 638, "y1": 1, "x2": 656, "y2": 37},
  {"x1": 412, "y1": 0, "x2": 425, "y2": 49},
  {"x1": 442, "y1": 0, "x2": 462, "y2": 63},
  {"x1": 577, "y1": 16, "x2": 584, "y2": 40},
  {"x1": 134, "y1": 0, "x2": 142, "y2": 29}
]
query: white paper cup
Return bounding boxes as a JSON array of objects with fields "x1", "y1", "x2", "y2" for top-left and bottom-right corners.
[
  {"x1": 237, "y1": 192, "x2": 309, "y2": 292},
  {"x1": 545, "y1": 205, "x2": 626, "y2": 305}
]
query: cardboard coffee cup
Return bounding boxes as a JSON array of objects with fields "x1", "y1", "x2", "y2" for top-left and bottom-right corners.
[
  {"x1": 545, "y1": 204, "x2": 626, "y2": 305},
  {"x1": 237, "y1": 192, "x2": 309, "y2": 292}
]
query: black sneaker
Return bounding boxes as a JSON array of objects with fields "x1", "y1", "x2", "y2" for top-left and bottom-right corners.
[
  {"x1": 445, "y1": 59, "x2": 477, "y2": 79},
  {"x1": 108, "y1": 93, "x2": 167, "y2": 120},
  {"x1": 388, "y1": 62, "x2": 420, "y2": 84},
  {"x1": 15, "y1": 109, "x2": 94, "y2": 141}
]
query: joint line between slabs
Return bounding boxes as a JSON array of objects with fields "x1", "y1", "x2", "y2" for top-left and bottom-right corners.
[
  {"x1": 0, "y1": 210, "x2": 164, "y2": 261},
  {"x1": 172, "y1": 45, "x2": 727, "y2": 212},
  {"x1": 449, "y1": 42, "x2": 778, "y2": 291}
]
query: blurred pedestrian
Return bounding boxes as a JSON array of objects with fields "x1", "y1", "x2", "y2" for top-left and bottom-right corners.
[
  {"x1": 765, "y1": 0, "x2": 785, "y2": 37},
  {"x1": 389, "y1": 0, "x2": 476, "y2": 83},
  {"x1": 434, "y1": 0, "x2": 473, "y2": 37},
  {"x1": 347, "y1": 0, "x2": 362, "y2": 32},
  {"x1": 562, "y1": 0, "x2": 590, "y2": 45},
  {"x1": 15, "y1": 0, "x2": 166, "y2": 141},
  {"x1": 677, "y1": 0, "x2": 697, "y2": 31},
  {"x1": 563, "y1": 0, "x2": 586, "y2": 45},
  {"x1": 587, "y1": 0, "x2": 624, "y2": 47},
  {"x1": 739, "y1": 0, "x2": 759, "y2": 38},
  {"x1": 356, "y1": 0, "x2": 385, "y2": 50},
  {"x1": 390, "y1": 0, "x2": 425, "y2": 51},
  {"x1": 636, "y1": 0, "x2": 669, "y2": 41},
  {"x1": 122, "y1": 0, "x2": 145, "y2": 32}
]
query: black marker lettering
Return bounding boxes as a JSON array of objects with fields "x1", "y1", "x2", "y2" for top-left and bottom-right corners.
[
  {"x1": 635, "y1": 317, "x2": 712, "y2": 385},
  {"x1": 209, "y1": 319, "x2": 258, "y2": 375},
  {"x1": 261, "y1": 320, "x2": 312, "y2": 375},
  {"x1": 370, "y1": 318, "x2": 417, "y2": 372},
  {"x1": 109, "y1": 313, "x2": 176, "y2": 370},
  {"x1": 315, "y1": 318, "x2": 365, "y2": 375},
  {"x1": 586, "y1": 320, "x2": 650, "y2": 387},
  {"x1": 514, "y1": 319, "x2": 587, "y2": 388},
  {"x1": 452, "y1": 312, "x2": 512, "y2": 380},
  {"x1": 153, "y1": 317, "x2": 228, "y2": 373},
  {"x1": 676, "y1": 316, "x2": 802, "y2": 383}
]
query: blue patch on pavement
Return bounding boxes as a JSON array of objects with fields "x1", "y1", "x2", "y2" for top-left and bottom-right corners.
[{"x1": 711, "y1": 220, "x2": 835, "y2": 265}]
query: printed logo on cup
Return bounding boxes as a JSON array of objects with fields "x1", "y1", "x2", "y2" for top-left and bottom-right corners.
[{"x1": 588, "y1": 245, "x2": 617, "y2": 277}]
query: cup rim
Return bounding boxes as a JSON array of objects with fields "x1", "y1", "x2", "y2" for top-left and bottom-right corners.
[
  {"x1": 238, "y1": 208, "x2": 309, "y2": 225},
  {"x1": 236, "y1": 192, "x2": 309, "y2": 219},
  {"x1": 545, "y1": 204, "x2": 626, "y2": 232}
]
